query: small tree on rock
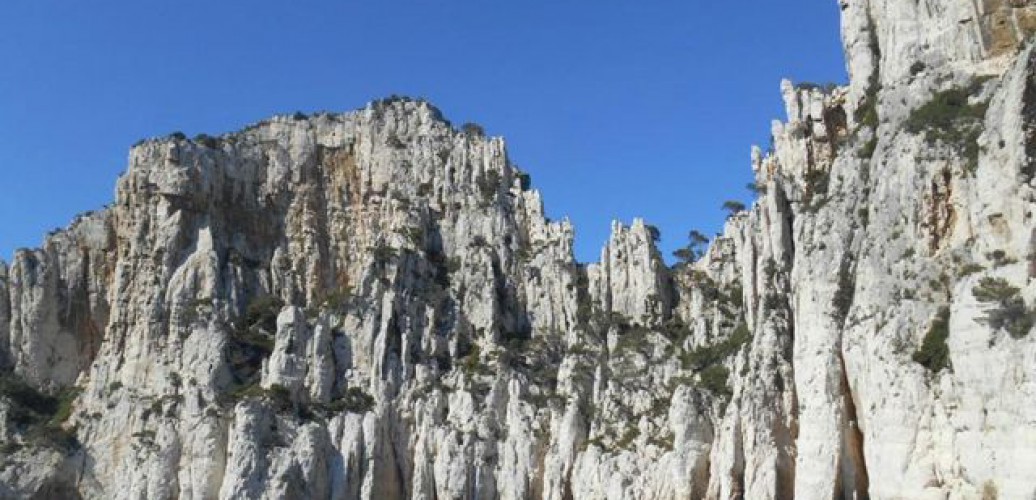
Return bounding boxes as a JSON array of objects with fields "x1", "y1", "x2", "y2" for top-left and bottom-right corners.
[
  {"x1": 722, "y1": 200, "x2": 746, "y2": 219},
  {"x1": 673, "y1": 230, "x2": 710, "y2": 264}
]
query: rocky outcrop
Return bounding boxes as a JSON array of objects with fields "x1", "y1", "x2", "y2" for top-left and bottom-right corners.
[{"x1": 4, "y1": 1, "x2": 1036, "y2": 498}]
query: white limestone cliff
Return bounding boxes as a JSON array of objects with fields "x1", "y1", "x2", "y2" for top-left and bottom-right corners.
[{"x1": 4, "y1": 1, "x2": 1036, "y2": 498}]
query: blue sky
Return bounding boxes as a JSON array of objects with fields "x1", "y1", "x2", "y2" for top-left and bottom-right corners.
[{"x1": 0, "y1": 1, "x2": 846, "y2": 263}]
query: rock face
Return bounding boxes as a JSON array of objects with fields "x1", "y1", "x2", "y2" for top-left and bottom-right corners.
[{"x1": 4, "y1": 1, "x2": 1036, "y2": 498}]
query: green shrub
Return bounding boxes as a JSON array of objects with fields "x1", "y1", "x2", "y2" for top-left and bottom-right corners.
[
  {"x1": 686, "y1": 270, "x2": 720, "y2": 303},
  {"x1": 802, "y1": 169, "x2": 830, "y2": 210},
  {"x1": 614, "y1": 427, "x2": 640, "y2": 449},
  {"x1": 516, "y1": 172, "x2": 532, "y2": 191},
  {"x1": 959, "y1": 263, "x2": 985, "y2": 276},
  {"x1": 222, "y1": 382, "x2": 264, "y2": 405},
  {"x1": 477, "y1": 170, "x2": 500, "y2": 203},
  {"x1": 386, "y1": 133, "x2": 405, "y2": 149},
  {"x1": 905, "y1": 88, "x2": 987, "y2": 136},
  {"x1": 329, "y1": 387, "x2": 375, "y2": 413},
  {"x1": 764, "y1": 293, "x2": 785, "y2": 312},
  {"x1": 857, "y1": 95, "x2": 879, "y2": 130},
  {"x1": 972, "y1": 277, "x2": 1035, "y2": 338},
  {"x1": 857, "y1": 208, "x2": 870, "y2": 227},
  {"x1": 680, "y1": 322, "x2": 750, "y2": 372},
  {"x1": 372, "y1": 244, "x2": 398, "y2": 264},
  {"x1": 858, "y1": 136, "x2": 878, "y2": 159},
  {"x1": 461, "y1": 122, "x2": 485, "y2": 136},
  {"x1": 0, "y1": 375, "x2": 57, "y2": 421},
  {"x1": 905, "y1": 85, "x2": 988, "y2": 174},
  {"x1": 913, "y1": 307, "x2": 951, "y2": 372},
  {"x1": 26, "y1": 424, "x2": 80, "y2": 452},
  {"x1": 795, "y1": 82, "x2": 840, "y2": 93},
  {"x1": 0, "y1": 375, "x2": 81, "y2": 453},
  {"x1": 193, "y1": 134, "x2": 219, "y2": 149},
  {"x1": 243, "y1": 295, "x2": 284, "y2": 333},
  {"x1": 267, "y1": 384, "x2": 293, "y2": 412},
  {"x1": 50, "y1": 388, "x2": 81, "y2": 425},
  {"x1": 673, "y1": 230, "x2": 709, "y2": 264},
  {"x1": 220, "y1": 383, "x2": 295, "y2": 414},
  {"x1": 320, "y1": 287, "x2": 353, "y2": 312},
  {"x1": 972, "y1": 277, "x2": 1019, "y2": 303},
  {"x1": 698, "y1": 365, "x2": 731, "y2": 397},
  {"x1": 613, "y1": 327, "x2": 652, "y2": 354},
  {"x1": 831, "y1": 256, "x2": 855, "y2": 323},
  {"x1": 460, "y1": 343, "x2": 482, "y2": 374},
  {"x1": 763, "y1": 258, "x2": 779, "y2": 282},
  {"x1": 645, "y1": 224, "x2": 661, "y2": 243},
  {"x1": 132, "y1": 430, "x2": 156, "y2": 441},
  {"x1": 228, "y1": 296, "x2": 283, "y2": 388},
  {"x1": 722, "y1": 200, "x2": 746, "y2": 218}
]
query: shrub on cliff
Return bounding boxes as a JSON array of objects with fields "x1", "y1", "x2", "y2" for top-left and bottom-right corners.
[
  {"x1": 972, "y1": 277, "x2": 1035, "y2": 338},
  {"x1": 0, "y1": 374, "x2": 81, "y2": 453},
  {"x1": 461, "y1": 122, "x2": 485, "y2": 136},
  {"x1": 913, "y1": 307, "x2": 951, "y2": 372},
  {"x1": 906, "y1": 83, "x2": 989, "y2": 174}
]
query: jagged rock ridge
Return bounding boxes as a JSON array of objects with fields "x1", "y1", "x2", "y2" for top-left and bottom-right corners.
[{"x1": 3, "y1": 1, "x2": 1036, "y2": 498}]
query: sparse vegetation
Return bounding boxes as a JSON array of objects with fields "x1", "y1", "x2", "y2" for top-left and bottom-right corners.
[
  {"x1": 858, "y1": 135, "x2": 878, "y2": 159},
  {"x1": 386, "y1": 132, "x2": 405, "y2": 149},
  {"x1": 372, "y1": 243, "x2": 399, "y2": 264},
  {"x1": 516, "y1": 172, "x2": 532, "y2": 191},
  {"x1": 193, "y1": 134, "x2": 219, "y2": 149},
  {"x1": 858, "y1": 96, "x2": 879, "y2": 130},
  {"x1": 905, "y1": 84, "x2": 989, "y2": 174},
  {"x1": 318, "y1": 287, "x2": 353, "y2": 312},
  {"x1": 461, "y1": 122, "x2": 485, "y2": 136},
  {"x1": 223, "y1": 383, "x2": 292, "y2": 413},
  {"x1": 857, "y1": 208, "x2": 870, "y2": 227},
  {"x1": 698, "y1": 365, "x2": 732, "y2": 397},
  {"x1": 477, "y1": 170, "x2": 500, "y2": 203},
  {"x1": 795, "y1": 82, "x2": 840, "y2": 93},
  {"x1": 802, "y1": 169, "x2": 830, "y2": 210},
  {"x1": 959, "y1": 263, "x2": 985, "y2": 277},
  {"x1": 333, "y1": 387, "x2": 377, "y2": 413},
  {"x1": 0, "y1": 374, "x2": 81, "y2": 453},
  {"x1": 680, "y1": 322, "x2": 751, "y2": 373},
  {"x1": 225, "y1": 294, "x2": 285, "y2": 399},
  {"x1": 243, "y1": 295, "x2": 284, "y2": 333},
  {"x1": 857, "y1": 25, "x2": 881, "y2": 131},
  {"x1": 986, "y1": 250, "x2": 1016, "y2": 268},
  {"x1": 972, "y1": 277, "x2": 1035, "y2": 338},
  {"x1": 672, "y1": 230, "x2": 710, "y2": 264},
  {"x1": 722, "y1": 200, "x2": 746, "y2": 218},
  {"x1": 913, "y1": 307, "x2": 951, "y2": 372},
  {"x1": 831, "y1": 256, "x2": 855, "y2": 323},
  {"x1": 982, "y1": 480, "x2": 999, "y2": 500},
  {"x1": 614, "y1": 427, "x2": 640, "y2": 449},
  {"x1": 645, "y1": 224, "x2": 661, "y2": 243},
  {"x1": 460, "y1": 343, "x2": 482, "y2": 375}
]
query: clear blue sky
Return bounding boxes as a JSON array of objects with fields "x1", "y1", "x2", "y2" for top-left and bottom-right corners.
[{"x1": 0, "y1": 1, "x2": 846, "y2": 263}]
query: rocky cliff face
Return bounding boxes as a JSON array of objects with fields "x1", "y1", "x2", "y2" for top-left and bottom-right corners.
[{"x1": 4, "y1": 1, "x2": 1036, "y2": 498}]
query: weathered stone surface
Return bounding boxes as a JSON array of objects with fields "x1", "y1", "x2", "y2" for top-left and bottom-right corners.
[{"x1": 4, "y1": 1, "x2": 1036, "y2": 498}]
